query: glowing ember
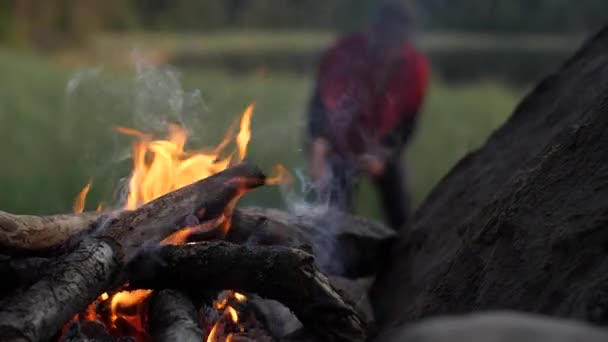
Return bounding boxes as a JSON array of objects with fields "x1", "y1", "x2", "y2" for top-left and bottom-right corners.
[
  {"x1": 109, "y1": 289, "x2": 151, "y2": 333},
  {"x1": 233, "y1": 292, "x2": 247, "y2": 302}
]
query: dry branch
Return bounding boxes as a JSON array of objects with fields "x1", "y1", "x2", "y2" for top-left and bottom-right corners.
[
  {"x1": 1, "y1": 205, "x2": 393, "y2": 281},
  {"x1": 148, "y1": 290, "x2": 202, "y2": 342},
  {"x1": 227, "y1": 207, "x2": 396, "y2": 278},
  {"x1": 0, "y1": 163, "x2": 265, "y2": 342},
  {"x1": 128, "y1": 241, "x2": 367, "y2": 342},
  {"x1": 0, "y1": 211, "x2": 100, "y2": 252}
]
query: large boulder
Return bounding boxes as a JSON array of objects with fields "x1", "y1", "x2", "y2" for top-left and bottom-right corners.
[{"x1": 372, "y1": 26, "x2": 608, "y2": 331}]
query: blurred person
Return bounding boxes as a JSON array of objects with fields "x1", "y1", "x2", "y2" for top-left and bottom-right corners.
[{"x1": 306, "y1": 1, "x2": 429, "y2": 230}]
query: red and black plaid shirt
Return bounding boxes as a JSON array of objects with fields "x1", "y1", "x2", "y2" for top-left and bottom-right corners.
[{"x1": 309, "y1": 32, "x2": 429, "y2": 157}]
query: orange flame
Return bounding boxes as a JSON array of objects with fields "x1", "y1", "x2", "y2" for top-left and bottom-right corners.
[
  {"x1": 73, "y1": 179, "x2": 92, "y2": 213},
  {"x1": 266, "y1": 164, "x2": 294, "y2": 185},
  {"x1": 226, "y1": 306, "x2": 239, "y2": 323},
  {"x1": 233, "y1": 292, "x2": 247, "y2": 302},
  {"x1": 207, "y1": 322, "x2": 221, "y2": 342},
  {"x1": 207, "y1": 291, "x2": 247, "y2": 341},
  {"x1": 236, "y1": 104, "x2": 254, "y2": 161}
]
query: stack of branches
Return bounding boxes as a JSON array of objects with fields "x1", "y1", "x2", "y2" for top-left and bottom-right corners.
[{"x1": 0, "y1": 163, "x2": 395, "y2": 342}]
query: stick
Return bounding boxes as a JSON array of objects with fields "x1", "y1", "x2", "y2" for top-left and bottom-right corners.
[
  {"x1": 0, "y1": 211, "x2": 100, "y2": 252},
  {"x1": 148, "y1": 290, "x2": 203, "y2": 342},
  {"x1": 227, "y1": 207, "x2": 396, "y2": 278},
  {"x1": 128, "y1": 241, "x2": 367, "y2": 342},
  {"x1": 0, "y1": 163, "x2": 265, "y2": 342}
]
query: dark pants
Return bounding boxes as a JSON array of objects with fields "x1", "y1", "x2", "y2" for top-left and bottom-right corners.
[
  {"x1": 372, "y1": 158, "x2": 410, "y2": 231},
  {"x1": 321, "y1": 155, "x2": 410, "y2": 231}
]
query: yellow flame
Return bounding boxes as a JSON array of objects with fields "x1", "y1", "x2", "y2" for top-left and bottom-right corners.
[
  {"x1": 236, "y1": 104, "x2": 254, "y2": 161},
  {"x1": 118, "y1": 120, "x2": 247, "y2": 210},
  {"x1": 73, "y1": 179, "x2": 92, "y2": 213},
  {"x1": 110, "y1": 289, "x2": 152, "y2": 320},
  {"x1": 227, "y1": 306, "x2": 239, "y2": 323},
  {"x1": 233, "y1": 292, "x2": 247, "y2": 302},
  {"x1": 207, "y1": 322, "x2": 220, "y2": 342}
]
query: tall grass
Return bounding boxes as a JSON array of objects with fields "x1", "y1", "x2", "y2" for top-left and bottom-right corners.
[{"x1": 0, "y1": 48, "x2": 519, "y2": 219}]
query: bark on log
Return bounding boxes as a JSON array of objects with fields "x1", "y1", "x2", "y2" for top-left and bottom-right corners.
[
  {"x1": 148, "y1": 290, "x2": 202, "y2": 342},
  {"x1": 4, "y1": 204, "x2": 393, "y2": 280},
  {"x1": 0, "y1": 211, "x2": 100, "y2": 253},
  {"x1": 227, "y1": 207, "x2": 396, "y2": 278},
  {"x1": 371, "y1": 26, "x2": 608, "y2": 331},
  {"x1": 0, "y1": 164, "x2": 265, "y2": 342},
  {"x1": 128, "y1": 241, "x2": 367, "y2": 342},
  {"x1": 0, "y1": 238, "x2": 121, "y2": 342},
  {"x1": 0, "y1": 254, "x2": 52, "y2": 291}
]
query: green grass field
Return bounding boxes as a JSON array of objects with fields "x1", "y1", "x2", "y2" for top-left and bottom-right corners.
[{"x1": 0, "y1": 46, "x2": 520, "y2": 219}]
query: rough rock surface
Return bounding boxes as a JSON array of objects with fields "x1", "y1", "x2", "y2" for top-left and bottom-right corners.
[{"x1": 372, "y1": 26, "x2": 608, "y2": 330}]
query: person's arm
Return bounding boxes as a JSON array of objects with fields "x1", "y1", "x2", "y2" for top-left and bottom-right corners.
[
  {"x1": 381, "y1": 116, "x2": 418, "y2": 157},
  {"x1": 359, "y1": 117, "x2": 417, "y2": 176}
]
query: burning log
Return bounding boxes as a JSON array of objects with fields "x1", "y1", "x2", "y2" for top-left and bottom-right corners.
[
  {"x1": 128, "y1": 241, "x2": 367, "y2": 342},
  {"x1": 227, "y1": 207, "x2": 396, "y2": 278},
  {"x1": 0, "y1": 211, "x2": 100, "y2": 253},
  {"x1": 0, "y1": 163, "x2": 265, "y2": 342},
  {"x1": 0, "y1": 205, "x2": 394, "y2": 281},
  {"x1": 148, "y1": 290, "x2": 202, "y2": 342}
]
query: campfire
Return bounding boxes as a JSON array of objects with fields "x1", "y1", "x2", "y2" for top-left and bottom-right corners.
[{"x1": 0, "y1": 100, "x2": 395, "y2": 342}]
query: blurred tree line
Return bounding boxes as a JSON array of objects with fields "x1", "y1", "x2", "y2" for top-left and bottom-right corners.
[{"x1": 1, "y1": 0, "x2": 606, "y2": 49}]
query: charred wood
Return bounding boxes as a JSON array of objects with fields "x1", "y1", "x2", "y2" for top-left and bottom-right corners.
[
  {"x1": 148, "y1": 290, "x2": 202, "y2": 342},
  {"x1": 226, "y1": 207, "x2": 396, "y2": 278},
  {"x1": 61, "y1": 320, "x2": 135, "y2": 342},
  {"x1": 248, "y1": 297, "x2": 302, "y2": 339},
  {"x1": 0, "y1": 254, "x2": 52, "y2": 292},
  {"x1": 0, "y1": 238, "x2": 122, "y2": 342},
  {"x1": 128, "y1": 241, "x2": 367, "y2": 342}
]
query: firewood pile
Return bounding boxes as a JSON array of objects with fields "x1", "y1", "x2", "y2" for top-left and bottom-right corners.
[{"x1": 0, "y1": 163, "x2": 395, "y2": 342}]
